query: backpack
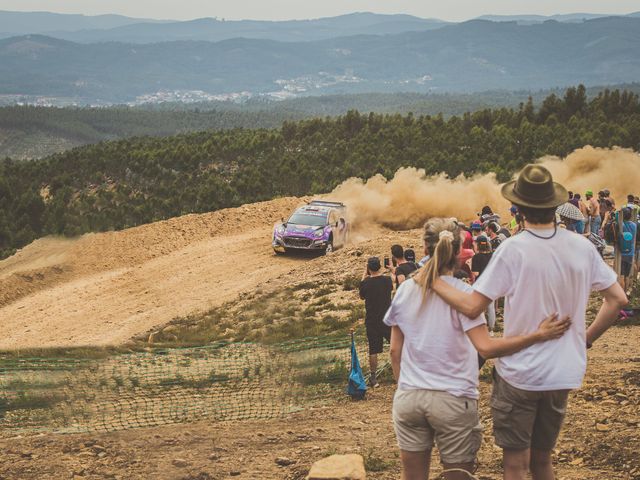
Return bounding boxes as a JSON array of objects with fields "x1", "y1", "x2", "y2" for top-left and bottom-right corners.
[
  {"x1": 620, "y1": 222, "x2": 635, "y2": 255},
  {"x1": 603, "y1": 219, "x2": 617, "y2": 244}
]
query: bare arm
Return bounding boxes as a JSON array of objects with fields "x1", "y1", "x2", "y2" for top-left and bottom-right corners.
[
  {"x1": 466, "y1": 313, "x2": 571, "y2": 359},
  {"x1": 389, "y1": 265, "x2": 397, "y2": 285},
  {"x1": 432, "y1": 277, "x2": 492, "y2": 319},
  {"x1": 358, "y1": 276, "x2": 366, "y2": 300},
  {"x1": 396, "y1": 274, "x2": 406, "y2": 285},
  {"x1": 587, "y1": 282, "x2": 628, "y2": 346},
  {"x1": 389, "y1": 326, "x2": 404, "y2": 382}
]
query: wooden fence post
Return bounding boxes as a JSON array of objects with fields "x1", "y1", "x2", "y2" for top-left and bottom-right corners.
[{"x1": 614, "y1": 209, "x2": 622, "y2": 278}]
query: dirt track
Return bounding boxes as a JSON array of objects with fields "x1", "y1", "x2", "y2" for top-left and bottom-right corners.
[{"x1": 0, "y1": 198, "x2": 309, "y2": 350}]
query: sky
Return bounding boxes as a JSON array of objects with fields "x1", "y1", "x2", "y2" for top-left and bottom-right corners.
[{"x1": 0, "y1": 0, "x2": 638, "y2": 22}]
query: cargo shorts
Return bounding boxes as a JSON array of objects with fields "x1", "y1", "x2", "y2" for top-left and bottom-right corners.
[
  {"x1": 491, "y1": 369, "x2": 570, "y2": 451},
  {"x1": 392, "y1": 389, "x2": 482, "y2": 464}
]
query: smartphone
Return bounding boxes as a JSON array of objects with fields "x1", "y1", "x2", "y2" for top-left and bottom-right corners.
[{"x1": 383, "y1": 256, "x2": 390, "y2": 268}]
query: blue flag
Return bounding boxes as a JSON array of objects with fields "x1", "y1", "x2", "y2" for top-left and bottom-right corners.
[{"x1": 346, "y1": 333, "x2": 367, "y2": 400}]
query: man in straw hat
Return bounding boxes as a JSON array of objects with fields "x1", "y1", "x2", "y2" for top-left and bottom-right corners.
[{"x1": 432, "y1": 164, "x2": 628, "y2": 480}]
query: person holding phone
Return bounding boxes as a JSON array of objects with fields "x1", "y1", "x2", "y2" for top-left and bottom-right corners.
[{"x1": 359, "y1": 256, "x2": 393, "y2": 387}]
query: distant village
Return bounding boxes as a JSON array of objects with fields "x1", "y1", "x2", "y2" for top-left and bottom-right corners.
[{"x1": 0, "y1": 71, "x2": 437, "y2": 107}]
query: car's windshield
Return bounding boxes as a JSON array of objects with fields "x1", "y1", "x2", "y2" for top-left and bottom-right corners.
[{"x1": 288, "y1": 212, "x2": 327, "y2": 227}]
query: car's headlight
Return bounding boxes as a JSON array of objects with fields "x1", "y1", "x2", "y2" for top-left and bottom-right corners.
[
  {"x1": 314, "y1": 229, "x2": 324, "y2": 237},
  {"x1": 276, "y1": 225, "x2": 285, "y2": 235}
]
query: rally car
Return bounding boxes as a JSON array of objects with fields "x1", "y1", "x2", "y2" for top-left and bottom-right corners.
[{"x1": 272, "y1": 200, "x2": 349, "y2": 254}]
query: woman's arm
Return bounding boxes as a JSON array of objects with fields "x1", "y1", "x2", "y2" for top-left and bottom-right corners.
[
  {"x1": 389, "y1": 326, "x2": 404, "y2": 382},
  {"x1": 466, "y1": 313, "x2": 570, "y2": 359}
]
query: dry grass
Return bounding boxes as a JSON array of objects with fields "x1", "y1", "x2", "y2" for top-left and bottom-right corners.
[{"x1": 139, "y1": 278, "x2": 364, "y2": 347}]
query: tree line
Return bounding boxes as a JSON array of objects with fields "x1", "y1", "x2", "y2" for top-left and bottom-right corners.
[
  {"x1": 1, "y1": 85, "x2": 639, "y2": 258},
  {"x1": 3, "y1": 84, "x2": 639, "y2": 160}
]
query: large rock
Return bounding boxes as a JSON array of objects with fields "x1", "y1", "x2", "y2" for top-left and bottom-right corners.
[{"x1": 307, "y1": 454, "x2": 366, "y2": 480}]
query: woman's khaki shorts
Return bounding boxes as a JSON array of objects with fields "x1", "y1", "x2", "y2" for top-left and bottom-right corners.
[{"x1": 392, "y1": 389, "x2": 482, "y2": 464}]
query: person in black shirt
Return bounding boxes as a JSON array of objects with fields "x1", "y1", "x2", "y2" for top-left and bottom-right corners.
[
  {"x1": 471, "y1": 235, "x2": 493, "y2": 279},
  {"x1": 390, "y1": 244, "x2": 418, "y2": 288},
  {"x1": 359, "y1": 256, "x2": 393, "y2": 387},
  {"x1": 403, "y1": 248, "x2": 418, "y2": 268},
  {"x1": 471, "y1": 235, "x2": 496, "y2": 331},
  {"x1": 486, "y1": 222, "x2": 506, "y2": 251}
]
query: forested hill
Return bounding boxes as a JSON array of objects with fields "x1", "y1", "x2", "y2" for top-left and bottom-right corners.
[
  {"x1": 1, "y1": 86, "x2": 639, "y2": 258},
  {"x1": 4, "y1": 85, "x2": 640, "y2": 160},
  {"x1": 0, "y1": 106, "x2": 303, "y2": 160}
]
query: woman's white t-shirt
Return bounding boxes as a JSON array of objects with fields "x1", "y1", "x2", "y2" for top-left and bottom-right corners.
[{"x1": 384, "y1": 276, "x2": 486, "y2": 399}]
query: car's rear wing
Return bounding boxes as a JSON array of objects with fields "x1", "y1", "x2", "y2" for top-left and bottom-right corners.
[{"x1": 308, "y1": 200, "x2": 346, "y2": 208}]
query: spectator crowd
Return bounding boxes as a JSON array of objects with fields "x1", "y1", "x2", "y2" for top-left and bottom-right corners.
[{"x1": 358, "y1": 164, "x2": 632, "y2": 480}]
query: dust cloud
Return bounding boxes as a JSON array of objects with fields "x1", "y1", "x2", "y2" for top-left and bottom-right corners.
[
  {"x1": 329, "y1": 146, "x2": 640, "y2": 231},
  {"x1": 330, "y1": 167, "x2": 506, "y2": 231},
  {"x1": 541, "y1": 146, "x2": 640, "y2": 206}
]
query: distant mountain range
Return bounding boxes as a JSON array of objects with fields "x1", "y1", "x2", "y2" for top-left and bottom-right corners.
[
  {"x1": 1, "y1": 10, "x2": 639, "y2": 43},
  {"x1": 477, "y1": 12, "x2": 640, "y2": 24},
  {"x1": 0, "y1": 17, "x2": 639, "y2": 103},
  {"x1": 0, "y1": 10, "x2": 170, "y2": 37},
  {"x1": 0, "y1": 12, "x2": 448, "y2": 43}
]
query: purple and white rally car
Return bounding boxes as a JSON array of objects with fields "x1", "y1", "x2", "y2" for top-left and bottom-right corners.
[{"x1": 272, "y1": 200, "x2": 349, "y2": 254}]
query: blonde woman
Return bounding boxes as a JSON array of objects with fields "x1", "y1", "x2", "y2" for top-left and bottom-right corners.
[{"x1": 384, "y1": 218, "x2": 570, "y2": 480}]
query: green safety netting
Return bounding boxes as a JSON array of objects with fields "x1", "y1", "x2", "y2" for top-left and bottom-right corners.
[{"x1": 0, "y1": 331, "x2": 388, "y2": 436}]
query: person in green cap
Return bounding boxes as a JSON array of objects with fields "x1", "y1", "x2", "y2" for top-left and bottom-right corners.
[{"x1": 432, "y1": 165, "x2": 628, "y2": 480}]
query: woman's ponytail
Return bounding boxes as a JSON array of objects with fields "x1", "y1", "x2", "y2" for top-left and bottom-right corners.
[{"x1": 414, "y1": 218, "x2": 461, "y2": 296}]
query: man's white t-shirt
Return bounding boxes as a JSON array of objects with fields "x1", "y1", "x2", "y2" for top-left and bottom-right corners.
[
  {"x1": 384, "y1": 277, "x2": 486, "y2": 399},
  {"x1": 474, "y1": 227, "x2": 617, "y2": 391}
]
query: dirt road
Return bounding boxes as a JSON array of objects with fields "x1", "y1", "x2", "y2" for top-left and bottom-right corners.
[{"x1": 0, "y1": 198, "x2": 307, "y2": 350}]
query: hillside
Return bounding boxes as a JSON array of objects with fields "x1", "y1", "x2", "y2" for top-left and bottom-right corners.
[
  {"x1": 1, "y1": 18, "x2": 639, "y2": 102},
  {"x1": 4, "y1": 85, "x2": 640, "y2": 160},
  {"x1": 5, "y1": 84, "x2": 640, "y2": 159},
  {"x1": 2, "y1": 143, "x2": 640, "y2": 350},
  {"x1": 0, "y1": 197, "x2": 306, "y2": 349},
  {"x1": 0, "y1": 86, "x2": 639, "y2": 259},
  {"x1": 0, "y1": 194, "x2": 419, "y2": 350},
  {"x1": 0, "y1": 106, "x2": 305, "y2": 159}
]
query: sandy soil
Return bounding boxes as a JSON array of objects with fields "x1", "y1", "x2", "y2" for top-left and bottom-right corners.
[
  {"x1": 0, "y1": 324, "x2": 637, "y2": 480},
  {"x1": 0, "y1": 198, "x2": 309, "y2": 350}
]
